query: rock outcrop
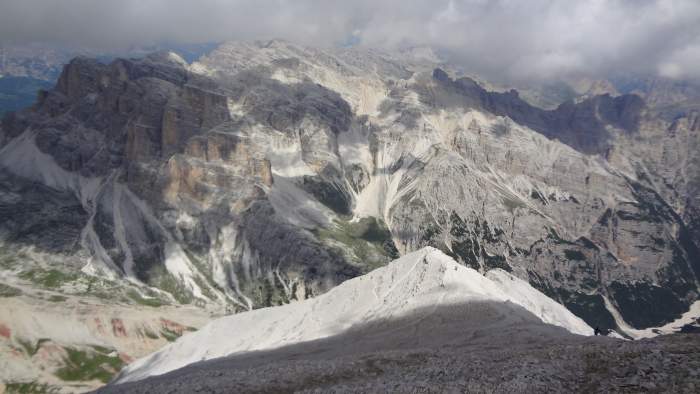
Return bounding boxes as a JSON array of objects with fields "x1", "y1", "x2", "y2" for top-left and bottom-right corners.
[{"x1": 0, "y1": 40, "x2": 698, "y2": 339}]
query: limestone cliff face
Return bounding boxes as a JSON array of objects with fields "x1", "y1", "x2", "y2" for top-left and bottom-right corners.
[{"x1": 0, "y1": 41, "x2": 697, "y2": 334}]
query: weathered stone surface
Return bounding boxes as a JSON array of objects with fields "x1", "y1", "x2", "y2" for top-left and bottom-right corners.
[{"x1": 0, "y1": 40, "x2": 697, "y2": 335}]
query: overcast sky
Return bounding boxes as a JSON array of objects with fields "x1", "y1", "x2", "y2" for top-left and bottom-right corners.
[{"x1": 1, "y1": 0, "x2": 699, "y2": 81}]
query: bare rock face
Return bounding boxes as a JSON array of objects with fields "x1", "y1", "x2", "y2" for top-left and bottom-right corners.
[
  {"x1": 0, "y1": 41, "x2": 698, "y2": 336},
  {"x1": 428, "y1": 68, "x2": 644, "y2": 155}
]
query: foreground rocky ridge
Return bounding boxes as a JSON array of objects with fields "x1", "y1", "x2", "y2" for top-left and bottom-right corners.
[
  {"x1": 113, "y1": 247, "x2": 591, "y2": 383},
  {"x1": 100, "y1": 327, "x2": 700, "y2": 393},
  {"x1": 104, "y1": 248, "x2": 697, "y2": 394},
  {"x1": 0, "y1": 40, "x2": 698, "y2": 340}
]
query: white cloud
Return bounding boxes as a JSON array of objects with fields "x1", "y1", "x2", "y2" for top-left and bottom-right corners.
[
  {"x1": 659, "y1": 44, "x2": 700, "y2": 79},
  {"x1": 0, "y1": 0, "x2": 698, "y2": 81}
]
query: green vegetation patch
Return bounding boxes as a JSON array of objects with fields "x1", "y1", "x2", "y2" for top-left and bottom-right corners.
[
  {"x1": 18, "y1": 338, "x2": 51, "y2": 357},
  {"x1": 0, "y1": 282, "x2": 22, "y2": 297},
  {"x1": 191, "y1": 275, "x2": 217, "y2": 304},
  {"x1": 159, "y1": 325, "x2": 196, "y2": 342},
  {"x1": 47, "y1": 295, "x2": 67, "y2": 303},
  {"x1": 90, "y1": 345, "x2": 113, "y2": 354},
  {"x1": 82, "y1": 276, "x2": 118, "y2": 299},
  {"x1": 0, "y1": 252, "x2": 20, "y2": 269},
  {"x1": 19, "y1": 269, "x2": 79, "y2": 289},
  {"x1": 54, "y1": 346, "x2": 125, "y2": 384},
  {"x1": 159, "y1": 328, "x2": 181, "y2": 342},
  {"x1": 253, "y1": 277, "x2": 291, "y2": 307},
  {"x1": 182, "y1": 249, "x2": 229, "y2": 305},
  {"x1": 144, "y1": 265, "x2": 194, "y2": 305},
  {"x1": 5, "y1": 381, "x2": 59, "y2": 394},
  {"x1": 315, "y1": 217, "x2": 399, "y2": 271}
]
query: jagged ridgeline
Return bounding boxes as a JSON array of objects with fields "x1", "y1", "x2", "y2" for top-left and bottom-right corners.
[{"x1": 0, "y1": 40, "x2": 698, "y2": 332}]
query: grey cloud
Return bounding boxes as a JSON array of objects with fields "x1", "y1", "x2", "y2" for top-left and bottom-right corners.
[{"x1": 1, "y1": 0, "x2": 699, "y2": 81}]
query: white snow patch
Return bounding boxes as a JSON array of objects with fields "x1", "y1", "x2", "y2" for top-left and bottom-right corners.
[{"x1": 116, "y1": 247, "x2": 591, "y2": 383}]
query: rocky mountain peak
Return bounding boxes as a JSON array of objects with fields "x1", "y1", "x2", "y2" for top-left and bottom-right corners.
[
  {"x1": 429, "y1": 66, "x2": 648, "y2": 155},
  {"x1": 0, "y1": 41, "x2": 697, "y2": 348}
]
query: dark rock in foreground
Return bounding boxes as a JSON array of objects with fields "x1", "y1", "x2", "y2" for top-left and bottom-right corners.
[{"x1": 99, "y1": 302, "x2": 700, "y2": 393}]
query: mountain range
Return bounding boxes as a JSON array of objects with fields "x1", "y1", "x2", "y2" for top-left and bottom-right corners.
[{"x1": 0, "y1": 39, "x2": 699, "y2": 391}]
